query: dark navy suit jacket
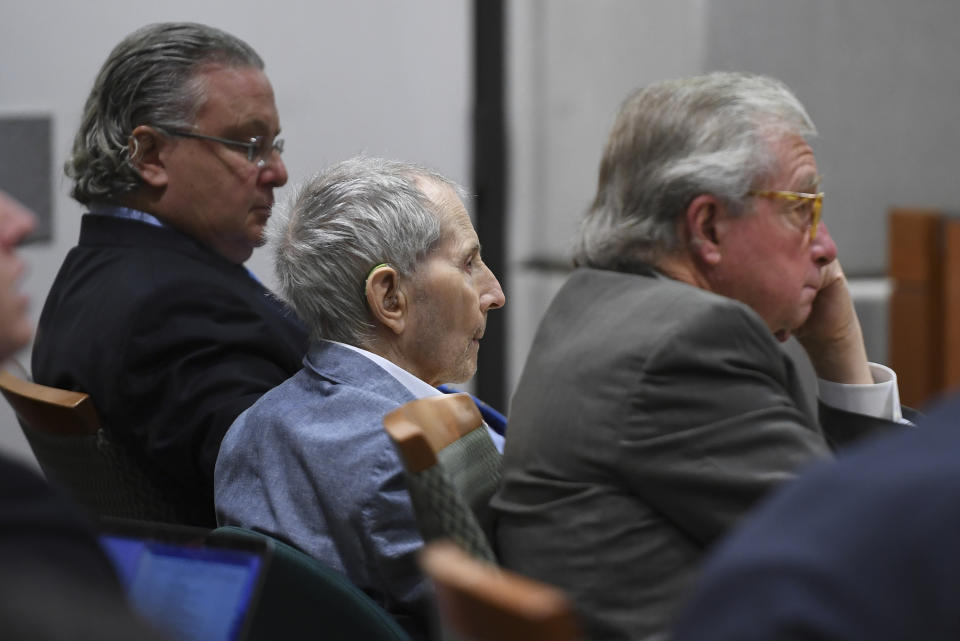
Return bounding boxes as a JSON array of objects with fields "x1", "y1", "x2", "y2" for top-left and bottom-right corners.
[
  {"x1": 33, "y1": 214, "x2": 308, "y2": 523},
  {"x1": 673, "y1": 396, "x2": 960, "y2": 641}
]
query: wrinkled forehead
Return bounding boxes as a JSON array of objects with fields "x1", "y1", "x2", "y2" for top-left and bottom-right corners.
[
  {"x1": 759, "y1": 130, "x2": 820, "y2": 190},
  {"x1": 190, "y1": 63, "x2": 279, "y2": 128}
]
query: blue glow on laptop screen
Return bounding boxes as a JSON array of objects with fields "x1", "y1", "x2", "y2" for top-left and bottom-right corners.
[{"x1": 100, "y1": 535, "x2": 261, "y2": 641}]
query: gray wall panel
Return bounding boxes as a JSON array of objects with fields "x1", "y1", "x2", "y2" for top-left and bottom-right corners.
[{"x1": 0, "y1": 115, "x2": 51, "y2": 241}]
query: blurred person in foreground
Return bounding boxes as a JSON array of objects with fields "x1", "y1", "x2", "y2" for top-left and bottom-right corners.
[
  {"x1": 215, "y1": 157, "x2": 505, "y2": 640},
  {"x1": 673, "y1": 393, "x2": 960, "y2": 641},
  {"x1": 32, "y1": 22, "x2": 308, "y2": 525},
  {"x1": 492, "y1": 72, "x2": 911, "y2": 641},
  {"x1": 0, "y1": 191, "x2": 165, "y2": 640}
]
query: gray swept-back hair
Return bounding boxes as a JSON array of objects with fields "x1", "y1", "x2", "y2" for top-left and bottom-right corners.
[
  {"x1": 574, "y1": 72, "x2": 816, "y2": 271},
  {"x1": 269, "y1": 156, "x2": 467, "y2": 346},
  {"x1": 66, "y1": 22, "x2": 263, "y2": 205}
]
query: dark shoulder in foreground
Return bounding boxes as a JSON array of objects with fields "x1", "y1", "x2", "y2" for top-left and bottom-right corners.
[{"x1": 672, "y1": 395, "x2": 960, "y2": 641}]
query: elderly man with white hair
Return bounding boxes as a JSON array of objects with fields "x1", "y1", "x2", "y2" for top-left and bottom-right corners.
[
  {"x1": 214, "y1": 156, "x2": 505, "y2": 640},
  {"x1": 493, "y1": 72, "x2": 911, "y2": 641}
]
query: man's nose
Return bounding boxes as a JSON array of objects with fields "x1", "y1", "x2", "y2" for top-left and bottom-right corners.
[
  {"x1": 480, "y1": 265, "x2": 506, "y2": 311},
  {"x1": 812, "y1": 221, "x2": 837, "y2": 267},
  {"x1": 259, "y1": 154, "x2": 288, "y2": 188}
]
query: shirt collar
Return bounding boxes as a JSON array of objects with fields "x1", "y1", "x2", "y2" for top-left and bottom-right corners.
[
  {"x1": 321, "y1": 340, "x2": 504, "y2": 452},
  {"x1": 88, "y1": 203, "x2": 166, "y2": 228},
  {"x1": 327, "y1": 340, "x2": 441, "y2": 400}
]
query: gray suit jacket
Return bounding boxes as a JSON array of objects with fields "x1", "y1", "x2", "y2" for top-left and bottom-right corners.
[
  {"x1": 214, "y1": 341, "x2": 430, "y2": 639},
  {"x1": 492, "y1": 267, "x2": 900, "y2": 641}
]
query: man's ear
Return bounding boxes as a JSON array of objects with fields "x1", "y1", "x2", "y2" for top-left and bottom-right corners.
[
  {"x1": 684, "y1": 194, "x2": 724, "y2": 266},
  {"x1": 128, "y1": 125, "x2": 168, "y2": 188},
  {"x1": 365, "y1": 265, "x2": 407, "y2": 335}
]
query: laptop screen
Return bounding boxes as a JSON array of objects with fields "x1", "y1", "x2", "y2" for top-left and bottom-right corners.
[{"x1": 100, "y1": 527, "x2": 268, "y2": 641}]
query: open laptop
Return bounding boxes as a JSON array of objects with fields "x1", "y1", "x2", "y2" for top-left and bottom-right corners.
[{"x1": 98, "y1": 519, "x2": 271, "y2": 641}]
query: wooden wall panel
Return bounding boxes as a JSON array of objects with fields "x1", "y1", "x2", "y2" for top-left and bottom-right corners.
[
  {"x1": 888, "y1": 209, "x2": 944, "y2": 408},
  {"x1": 942, "y1": 220, "x2": 960, "y2": 393}
]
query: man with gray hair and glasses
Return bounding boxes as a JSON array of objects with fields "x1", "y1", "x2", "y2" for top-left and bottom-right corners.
[
  {"x1": 215, "y1": 156, "x2": 505, "y2": 639},
  {"x1": 32, "y1": 22, "x2": 307, "y2": 525},
  {"x1": 493, "y1": 72, "x2": 911, "y2": 641}
]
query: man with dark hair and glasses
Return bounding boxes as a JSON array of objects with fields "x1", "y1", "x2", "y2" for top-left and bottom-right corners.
[
  {"x1": 32, "y1": 22, "x2": 308, "y2": 525},
  {"x1": 493, "y1": 72, "x2": 912, "y2": 641}
]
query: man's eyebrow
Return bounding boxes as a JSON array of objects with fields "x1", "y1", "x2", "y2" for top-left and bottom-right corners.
[{"x1": 229, "y1": 118, "x2": 279, "y2": 136}]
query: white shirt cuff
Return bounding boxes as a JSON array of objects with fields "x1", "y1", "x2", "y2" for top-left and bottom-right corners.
[{"x1": 817, "y1": 362, "x2": 905, "y2": 423}]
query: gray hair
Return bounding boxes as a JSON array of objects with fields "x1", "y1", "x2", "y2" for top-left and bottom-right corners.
[
  {"x1": 574, "y1": 71, "x2": 817, "y2": 271},
  {"x1": 66, "y1": 22, "x2": 264, "y2": 205},
  {"x1": 269, "y1": 156, "x2": 467, "y2": 346}
]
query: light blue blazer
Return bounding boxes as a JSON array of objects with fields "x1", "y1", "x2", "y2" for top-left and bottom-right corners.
[{"x1": 214, "y1": 340, "x2": 429, "y2": 638}]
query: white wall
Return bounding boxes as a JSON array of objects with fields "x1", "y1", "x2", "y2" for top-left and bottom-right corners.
[
  {"x1": 0, "y1": 0, "x2": 471, "y2": 462},
  {"x1": 506, "y1": 0, "x2": 707, "y2": 395}
]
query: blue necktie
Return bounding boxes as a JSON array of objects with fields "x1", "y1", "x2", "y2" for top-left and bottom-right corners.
[{"x1": 436, "y1": 384, "x2": 507, "y2": 436}]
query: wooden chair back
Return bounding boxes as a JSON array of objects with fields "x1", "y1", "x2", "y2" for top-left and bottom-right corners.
[
  {"x1": 0, "y1": 370, "x2": 100, "y2": 436},
  {"x1": 383, "y1": 394, "x2": 501, "y2": 561},
  {"x1": 384, "y1": 393, "x2": 483, "y2": 472},
  {"x1": 0, "y1": 369, "x2": 201, "y2": 524},
  {"x1": 421, "y1": 541, "x2": 580, "y2": 641}
]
